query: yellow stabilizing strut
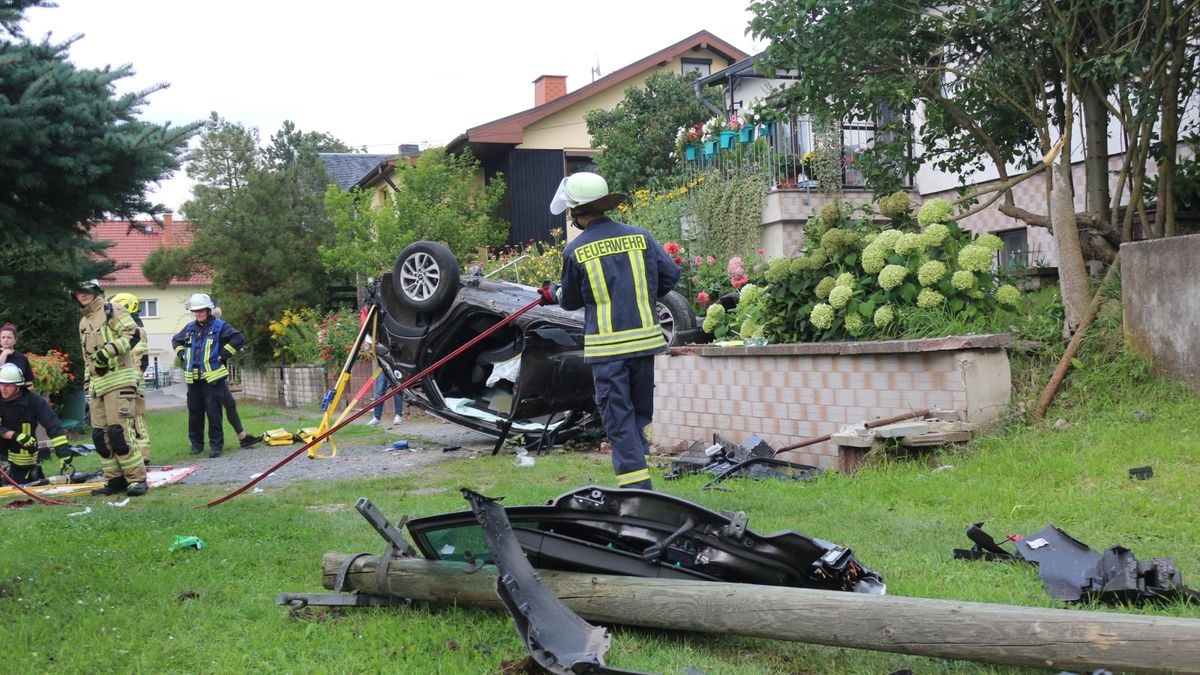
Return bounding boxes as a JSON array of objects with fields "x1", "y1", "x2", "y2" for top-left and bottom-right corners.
[{"x1": 308, "y1": 304, "x2": 380, "y2": 459}]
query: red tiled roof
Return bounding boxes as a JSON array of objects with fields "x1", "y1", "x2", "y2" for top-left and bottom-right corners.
[{"x1": 90, "y1": 217, "x2": 211, "y2": 287}]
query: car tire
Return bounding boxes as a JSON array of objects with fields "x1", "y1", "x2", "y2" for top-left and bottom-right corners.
[
  {"x1": 392, "y1": 241, "x2": 460, "y2": 313},
  {"x1": 657, "y1": 290, "x2": 697, "y2": 346}
]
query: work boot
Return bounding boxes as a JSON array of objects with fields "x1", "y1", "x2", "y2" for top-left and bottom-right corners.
[
  {"x1": 209, "y1": 448, "x2": 223, "y2": 458},
  {"x1": 125, "y1": 481, "x2": 148, "y2": 496},
  {"x1": 189, "y1": 447, "x2": 203, "y2": 455},
  {"x1": 239, "y1": 434, "x2": 263, "y2": 448},
  {"x1": 91, "y1": 476, "x2": 129, "y2": 496}
]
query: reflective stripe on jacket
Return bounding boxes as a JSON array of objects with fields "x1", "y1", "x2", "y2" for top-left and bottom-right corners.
[
  {"x1": 172, "y1": 318, "x2": 241, "y2": 384},
  {"x1": 0, "y1": 388, "x2": 68, "y2": 464},
  {"x1": 78, "y1": 297, "x2": 141, "y2": 396},
  {"x1": 559, "y1": 217, "x2": 681, "y2": 363}
]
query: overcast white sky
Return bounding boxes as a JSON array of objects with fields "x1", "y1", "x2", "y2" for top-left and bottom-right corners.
[{"x1": 22, "y1": 1, "x2": 764, "y2": 214}]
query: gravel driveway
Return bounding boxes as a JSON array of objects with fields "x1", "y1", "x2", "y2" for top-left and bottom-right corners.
[{"x1": 146, "y1": 385, "x2": 499, "y2": 486}]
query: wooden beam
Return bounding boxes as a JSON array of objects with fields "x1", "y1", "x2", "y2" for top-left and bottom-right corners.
[{"x1": 321, "y1": 553, "x2": 1200, "y2": 673}]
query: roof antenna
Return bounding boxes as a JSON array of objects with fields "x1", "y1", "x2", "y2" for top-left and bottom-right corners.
[{"x1": 590, "y1": 55, "x2": 601, "y2": 82}]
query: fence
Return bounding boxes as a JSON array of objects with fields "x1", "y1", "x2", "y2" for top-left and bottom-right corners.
[{"x1": 677, "y1": 115, "x2": 904, "y2": 191}]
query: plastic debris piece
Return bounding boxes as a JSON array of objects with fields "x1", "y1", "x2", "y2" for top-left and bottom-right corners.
[
  {"x1": 106, "y1": 498, "x2": 131, "y2": 508},
  {"x1": 67, "y1": 507, "x2": 92, "y2": 517},
  {"x1": 169, "y1": 535, "x2": 206, "y2": 552}
]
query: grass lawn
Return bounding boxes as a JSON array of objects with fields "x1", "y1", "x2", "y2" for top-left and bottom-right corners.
[{"x1": 4, "y1": 366, "x2": 1199, "y2": 672}]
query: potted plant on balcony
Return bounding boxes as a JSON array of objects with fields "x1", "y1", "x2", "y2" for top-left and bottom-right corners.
[
  {"x1": 745, "y1": 98, "x2": 779, "y2": 137},
  {"x1": 702, "y1": 116, "x2": 727, "y2": 156},
  {"x1": 676, "y1": 123, "x2": 704, "y2": 161}
]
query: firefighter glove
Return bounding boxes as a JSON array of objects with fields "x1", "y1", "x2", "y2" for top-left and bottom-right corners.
[
  {"x1": 538, "y1": 282, "x2": 559, "y2": 306},
  {"x1": 14, "y1": 432, "x2": 37, "y2": 450}
]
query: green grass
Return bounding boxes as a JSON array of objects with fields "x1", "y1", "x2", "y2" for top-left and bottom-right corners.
[{"x1": 5, "y1": 336, "x2": 1200, "y2": 673}]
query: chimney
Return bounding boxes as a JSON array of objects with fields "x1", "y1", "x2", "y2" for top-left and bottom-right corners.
[
  {"x1": 162, "y1": 213, "x2": 174, "y2": 243},
  {"x1": 534, "y1": 75, "x2": 568, "y2": 106},
  {"x1": 398, "y1": 144, "x2": 420, "y2": 157}
]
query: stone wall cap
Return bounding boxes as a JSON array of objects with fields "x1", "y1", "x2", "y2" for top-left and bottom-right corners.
[{"x1": 666, "y1": 333, "x2": 1012, "y2": 358}]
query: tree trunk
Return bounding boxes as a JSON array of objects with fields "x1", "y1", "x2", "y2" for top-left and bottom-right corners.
[
  {"x1": 319, "y1": 553, "x2": 1200, "y2": 674},
  {"x1": 1081, "y1": 83, "x2": 1112, "y2": 226},
  {"x1": 1052, "y1": 158, "x2": 1091, "y2": 333}
]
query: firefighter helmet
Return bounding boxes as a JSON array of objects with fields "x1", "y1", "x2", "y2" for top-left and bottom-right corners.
[
  {"x1": 0, "y1": 363, "x2": 25, "y2": 386},
  {"x1": 76, "y1": 279, "x2": 104, "y2": 296},
  {"x1": 549, "y1": 172, "x2": 627, "y2": 215},
  {"x1": 186, "y1": 293, "x2": 215, "y2": 311},
  {"x1": 111, "y1": 292, "x2": 140, "y2": 314}
]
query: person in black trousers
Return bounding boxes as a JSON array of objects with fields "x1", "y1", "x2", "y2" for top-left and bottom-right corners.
[{"x1": 211, "y1": 307, "x2": 261, "y2": 448}]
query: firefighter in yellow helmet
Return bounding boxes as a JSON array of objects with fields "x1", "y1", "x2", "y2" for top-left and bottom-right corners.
[
  {"x1": 0, "y1": 363, "x2": 71, "y2": 484},
  {"x1": 110, "y1": 292, "x2": 152, "y2": 466},
  {"x1": 75, "y1": 280, "x2": 148, "y2": 496}
]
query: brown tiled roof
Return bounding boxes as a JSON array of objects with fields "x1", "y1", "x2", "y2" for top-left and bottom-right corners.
[
  {"x1": 447, "y1": 30, "x2": 749, "y2": 152},
  {"x1": 91, "y1": 218, "x2": 211, "y2": 287}
]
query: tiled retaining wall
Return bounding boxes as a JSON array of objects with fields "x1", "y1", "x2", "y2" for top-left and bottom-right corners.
[
  {"x1": 241, "y1": 365, "x2": 328, "y2": 408},
  {"x1": 652, "y1": 334, "x2": 1012, "y2": 469}
]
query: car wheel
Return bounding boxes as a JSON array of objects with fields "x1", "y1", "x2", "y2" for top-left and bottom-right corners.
[
  {"x1": 657, "y1": 290, "x2": 696, "y2": 346},
  {"x1": 392, "y1": 241, "x2": 460, "y2": 313}
]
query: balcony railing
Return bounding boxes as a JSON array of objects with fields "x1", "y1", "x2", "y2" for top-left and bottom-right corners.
[{"x1": 677, "y1": 115, "x2": 908, "y2": 191}]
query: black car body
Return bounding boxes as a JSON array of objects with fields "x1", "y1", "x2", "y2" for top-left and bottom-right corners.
[{"x1": 374, "y1": 242, "x2": 697, "y2": 443}]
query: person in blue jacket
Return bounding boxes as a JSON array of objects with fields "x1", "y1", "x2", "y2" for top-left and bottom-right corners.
[
  {"x1": 546, "y1": 172, "x2": 680, "y2": 490},
  {"x1": 172, "y1": 293, "x2": 244, "y2": 458}
]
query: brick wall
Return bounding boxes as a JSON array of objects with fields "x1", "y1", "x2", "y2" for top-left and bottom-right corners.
[{"x1": 652, "y1": 334, "x2": 1011, "y2": 469}]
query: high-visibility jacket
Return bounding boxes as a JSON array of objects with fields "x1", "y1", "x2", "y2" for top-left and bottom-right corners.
[
  {"x1": 172, "y1": 318, "x2": 244, "y2": 384},
  {"x1": 0, "y1": 388, "x2": 68, "y2": 467},
  {"x1": 130, "y1": 313, "x2": 150, "y2": 375},
  {"x1": 78, "y1": 296, "x2": 141, "y2": 396},
  {"x1": 559, "y1": 217, "x2": 681, "y2": 363}
]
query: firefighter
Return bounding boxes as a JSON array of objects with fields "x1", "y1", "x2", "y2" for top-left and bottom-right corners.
[
  {"x1": 172, "y1": 293, "x2": 244, "y2": 458},
  {"x1": 75, "y1": 279, "x2": 148, "y2": 496},
  {"x1": 110, "y1": 293, "x2": 153, "y2": 466},
  {"x1": 547, "y1": 172, "x2": 681, "y2": 490},
  {"x1": 0, "y1": 363, "x2": 70, "y2": 484}
]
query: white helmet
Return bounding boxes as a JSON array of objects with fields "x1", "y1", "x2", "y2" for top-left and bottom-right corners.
[
  {"x1": 549, "y1": 172, "x2": 627, "y2": 215},
  {"x1": 0, "y1": 363, "x2": 25, "y2": 386},
  {"x1": 187, "y1": 293, "x2": 215, "y2": 311}
]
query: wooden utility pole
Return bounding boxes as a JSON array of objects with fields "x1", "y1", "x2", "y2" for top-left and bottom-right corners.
[
  {"x1": 324, "y1": 550, "x2": 1200, "y2": 667},
  {"x1": 321, "y1": 553, "x2": 1200, "y2": 673}
]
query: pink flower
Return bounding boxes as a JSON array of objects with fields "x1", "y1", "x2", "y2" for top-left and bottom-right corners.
[
  {"x1": 706, "y1": 255, "x2": 716, "y2": 265},
  {"x1": 731, "y1": 274, "x2": 750, "y2": 290},
  {"x1": 694, "y1": 255, "x2": 703, "y2": 266},
  {"x1": 753, "y1": 264, "x2": 762, "y2": 273},
  {"x1": 673, "y1": 256, "x2": 683, "y2": 265},
  {"x1": 697, "y1": 291, "x2": 711, "y2": 306},
  {"x1": 664, "y1": 241, "x2": 681, "y2": 255},
  {"x1": 757, "y1": 248, "x2": 765, "y2": 255},
  {"x1": 727, "y1": 256, "x2": 745, "y2": 279}
]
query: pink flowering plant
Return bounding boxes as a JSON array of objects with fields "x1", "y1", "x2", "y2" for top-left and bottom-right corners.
[{"x1": 659, "y1": 241, "x2": 767, "y2": 316}]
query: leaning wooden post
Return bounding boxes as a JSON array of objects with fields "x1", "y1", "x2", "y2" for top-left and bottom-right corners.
[
  {"x1": 321, "y1": 553, "x2": 1200, "y2": 674},
  {"x1": 1033, "y1": 254, "x2": 1121, "y2": 423}
]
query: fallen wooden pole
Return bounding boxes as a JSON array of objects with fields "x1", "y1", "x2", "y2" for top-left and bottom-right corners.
[
  {"x1": 322, "y1": 553, "x2": 1200, "y2": 673},
  {"x1": 776, "y1": 408, "x2": 929, "y2": 453}
]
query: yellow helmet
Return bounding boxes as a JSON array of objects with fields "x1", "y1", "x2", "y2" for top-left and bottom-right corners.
[{"x1": 111, "y1": 292, "x2": 139, "y2": 314}]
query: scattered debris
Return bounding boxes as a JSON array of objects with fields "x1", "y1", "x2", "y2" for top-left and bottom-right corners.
[
  {"x1": 169, "y1": 535, "x2": 205, "y2": 553},
  {"x1": 931, "y1": 465, "x2": 956, "y2": 474},
  {"x1": 177, "y1": 589, "x2": 199, "y2": 602},
  {"x1": 442, "y1": 446, "x2": 463, "y2": 453},
  {"x1": 1129, "y1": 466, "x2": 1153, "y2": 480},
  {"x1": 106, "y1": 498, "x2": 131, "y2": 508},
  {"x1": 953, "y1": 522, "x2": 1199, "y2": 604},
  {"x1": 1052, "y1": 418, "x2": 1070, "y2": 430},
  {"x1": 3, "y1": 499, "x2": 34, "y2": 509},
  {"x1": 665, "y1": 433, "x2": 822, "y2": 487},
  {"x1": 462, "y1": 488, "x2": 634, "y2": 674},
  {"x1": 67, "y1": 507, "x2": 92, "y2": 517}
]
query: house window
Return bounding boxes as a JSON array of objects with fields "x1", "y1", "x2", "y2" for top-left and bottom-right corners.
[
  {"x1": 997, "y1": 228, "x2": 1030, "y2": 270},
  {"x1": 681, "y1": 58, "x2": 711, "y2": 78},
  {"x1": 141, "y1": 299, "x2": 158, "y2": 318},
  {"x1": 565, "y1": 154, "x2": 597, "y2": 175}
]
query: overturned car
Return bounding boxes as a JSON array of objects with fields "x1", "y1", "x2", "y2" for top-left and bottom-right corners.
[{"x1": 373, "y1": 241, "x2": 699, "y2": 445}]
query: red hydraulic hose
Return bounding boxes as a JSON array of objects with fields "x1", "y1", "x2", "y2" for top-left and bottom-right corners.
[
  {"x1": 204, "y1": 296, "x2": 546, "y2": 508},
  {"x1": 0, "y1": 464, "x2": 79, "y2": 507}
]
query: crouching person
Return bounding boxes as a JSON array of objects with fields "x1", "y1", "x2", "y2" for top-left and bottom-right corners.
[
  {"x1": 75, "y1": 280, "x2": 148, "y2": 496},
  {"x1": 0, "y1": 363, "x2": 70, "y2": 484}
]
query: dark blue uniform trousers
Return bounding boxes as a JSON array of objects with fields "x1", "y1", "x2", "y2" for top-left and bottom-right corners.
[
  {"x1": 187, "y1": 379, "x2": 225, "y2": 454},
  {"x1": 591, "y1": 356, "x2": 655, "y2": 489}
]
